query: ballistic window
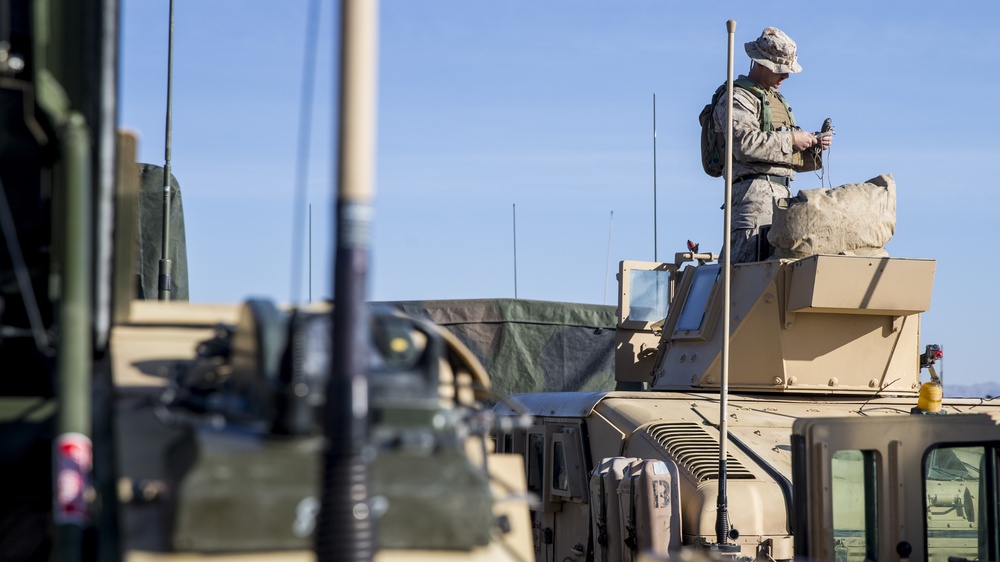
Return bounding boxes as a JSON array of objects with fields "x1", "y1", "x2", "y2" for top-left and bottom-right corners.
[
  {"x1": 527, "y1": 433, "x2": 544, "y2": 496},
  {"x1": 923, "y1": 444, "x2": 999, "y2": 562},
  {"x1": 552, "y1": 441, "x2": 568, "y2": 492},
  {"x1": 831, "y1": 449, "x2": 879, "y2": 562},
  {"x1": 628, "y1": 269, "x2": 671, "y2": 324},
  {"x1": 675, "y1": 265, "x2": 720, "y2": 332}
]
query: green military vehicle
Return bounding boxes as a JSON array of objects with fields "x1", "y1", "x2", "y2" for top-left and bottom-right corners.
[{"x1": 0, "y1": 1, "x2": 533, "y2": 560}]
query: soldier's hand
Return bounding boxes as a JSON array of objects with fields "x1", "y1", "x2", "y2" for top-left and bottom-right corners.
[
  {"x1": 817, "y1": 133, "x2": 833, "y2": 149},
  {"x1": 792, "y1": 130, "x2": 817, "y2": 152}
]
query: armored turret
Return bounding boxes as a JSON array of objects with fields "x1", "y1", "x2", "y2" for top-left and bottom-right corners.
[{"x1": 617, "y1": 254, "x2": 935, "y2": 395}]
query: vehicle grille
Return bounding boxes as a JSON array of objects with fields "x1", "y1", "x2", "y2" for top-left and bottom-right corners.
[{"x1": 644, "y1": 422, "x2": 755, "y2": 482}]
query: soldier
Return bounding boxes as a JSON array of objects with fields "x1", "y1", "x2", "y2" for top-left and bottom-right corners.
[{"x1": 712, "y1": 27, "x2": 833, "y2": 263}]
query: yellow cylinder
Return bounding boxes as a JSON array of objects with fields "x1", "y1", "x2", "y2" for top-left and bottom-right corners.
[{"x1": 918, "y1": 382, "x2": 943, "y2": 413}]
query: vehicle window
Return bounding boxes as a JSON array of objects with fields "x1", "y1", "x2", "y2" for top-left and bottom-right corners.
[
  {"x1": 924, "y1": 445, "x2": 999, "y2": 562},
  {"x1": 676, "y1": 265, "x2": 719, "y2": 332},
  {"x1": 831, "y1": 449, "x2": 879, "y2": 562},
  {"x1": 628, "y1": 269, "x2": 671, "y2": 323},
  {"x1": 503, "y1": 433, "x2": 512, "y2": 454},
  {"x1": 552, "y1": 441, "x2": 568, "y2": 491},
  {"x1": 527, "y1": 433, "x2": 544, "y2": 496}
]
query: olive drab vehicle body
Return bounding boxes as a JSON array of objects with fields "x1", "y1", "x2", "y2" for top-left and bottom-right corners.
[
  {"x1": 111, "y1": 299, "x2": 533, "y2": 562},
  {"x1": 495, "y1": 252, "x2": 1000, "y2": 562},
  {"x1": 0, "y1": 1, "x2": 533, "y2": 560}
]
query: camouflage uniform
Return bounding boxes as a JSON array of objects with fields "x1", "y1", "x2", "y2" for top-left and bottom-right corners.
[
  {"x1": 712, "y1": 82, "x2": 795, "y2": 263},
  {"x1": 712, "y1": 27, "x2": 822, "y2": 264}
]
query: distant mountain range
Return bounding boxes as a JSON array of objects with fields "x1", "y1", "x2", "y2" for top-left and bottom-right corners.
[{"x1": 945, "y1": 381, "x2": 1000, "y2": 399}]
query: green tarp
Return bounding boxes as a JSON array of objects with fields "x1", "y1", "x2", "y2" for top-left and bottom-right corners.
[{"x1": 385, "y1": 298, "x2": 618, "y2": 397}]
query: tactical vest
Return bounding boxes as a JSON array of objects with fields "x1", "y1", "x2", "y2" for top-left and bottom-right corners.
[
  {"x1": 736, "y1": 76, "x2": 795, "y2": 133},
  {"x1": 700, "y1": 77, "x2": 799, "y2": 177},
  {"x1": 764, "y1": 89, "x2": 795, "y2": 130},
  {"x1": 763, "y1": 88, "x2": 804, "y2": 168}
]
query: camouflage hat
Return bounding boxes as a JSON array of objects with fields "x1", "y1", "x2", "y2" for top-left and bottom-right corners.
[{"x1": 745, "y1": 27, "x2": 802, "y2": 74}]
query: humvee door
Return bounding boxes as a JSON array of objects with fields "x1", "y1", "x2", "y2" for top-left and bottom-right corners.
[{"x1": 792, "y1": 413, "x2": 1000, "y2": 562}]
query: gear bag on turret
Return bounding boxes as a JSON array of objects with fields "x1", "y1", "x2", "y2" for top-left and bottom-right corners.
[{"x1": 767, "y1": 174, "x2": 896, "y2": 259}]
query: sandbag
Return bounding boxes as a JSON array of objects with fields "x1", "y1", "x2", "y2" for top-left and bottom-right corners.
[{"x1": 768, "y1": 174, "x2": 896, "y2": 259}]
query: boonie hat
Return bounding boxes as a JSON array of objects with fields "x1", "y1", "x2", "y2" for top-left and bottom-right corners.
[{"x1": 745, "y1": 27, "x2": 802, "y2": 74}]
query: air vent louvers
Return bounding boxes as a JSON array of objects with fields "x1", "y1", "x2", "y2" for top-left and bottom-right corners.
[{"x1": 645, "y1": 422, "x2": 754, "y2": 482}]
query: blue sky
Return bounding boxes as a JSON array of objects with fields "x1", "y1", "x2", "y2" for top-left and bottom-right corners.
[{"x1": 120, "y1": 1, "x2": 1000, "y2": 384}]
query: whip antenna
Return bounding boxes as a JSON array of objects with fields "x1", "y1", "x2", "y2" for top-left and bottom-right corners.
[
  {"x1": 309, "y1": 203, "x2": 313, "y2": 303},
  {"x1": 290, "y1": 0, "x2": 322, "y2": 303},
  {"x1": 652, "y1": 93, "x2": 658, "y2": 262},
  {"x1": 513, "y1": 203, "x2": 518, "y2": 299},
  {"x1": 604, "y1": 211, "x2": 613, "y2": 305},
  {"x1": 316, "y1": 0, "x2": 379, "y2": 558},
  {"x1": 157, "y1": 0, "x2": 176, "y2": 300},
  {"x1": 714, "y1": 18, "x2": 739, "y2": 554}
]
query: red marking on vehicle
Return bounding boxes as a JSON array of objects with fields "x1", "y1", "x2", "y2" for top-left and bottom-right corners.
[{"x1": 54, "y1": 433, "x2": 92, "y2": 526}]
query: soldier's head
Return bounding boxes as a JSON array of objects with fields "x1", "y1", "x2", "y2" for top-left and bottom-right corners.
[{"x1": 745, "y1": 27, "x2": 800, "y2": 89}]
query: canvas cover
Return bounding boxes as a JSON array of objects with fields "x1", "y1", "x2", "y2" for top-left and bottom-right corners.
[
  {"x1": 136, "y1": 164, "x2": 189, "y2": 300},
  {"x1": 385, "y1": 299, "x2": 617, "y2": 397},
  {"x1": 768, "y1": 173, "x2": 896, "y2": 259}
]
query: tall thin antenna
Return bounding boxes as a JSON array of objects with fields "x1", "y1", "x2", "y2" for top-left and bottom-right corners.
[
  {"x1": 604, "y1": 211, "x2": 614, "y2": 305},
  {"x1": 316, "y1": 0, "x2": 378, "y2": 558},
  {"x1": 512, "y1": 203, "x2": 518, "y2": 299},
  {"x1": 308, "y1": 203, "x2": 313, "y2": 303},
  {"x1": 291, "y1": 0, "x2": 322, "y2": 303},
  {"x1": 653, "y1": 93, "x2": 658, "y2": 262},
  {"x1": 157, "y1": 0, "x2": 176, "y2": 301},
  {"x1": 714, "y1": 19, "x2": 739, "y2": 554}
]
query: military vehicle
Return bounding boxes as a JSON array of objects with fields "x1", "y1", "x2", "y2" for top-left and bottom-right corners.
[
  {"x1": 0, "y1": 1, "x2": 533, "y2": 560},
  {"x1": 496, "y1": 249, "x2": 1000, "y2": 562},
  {"x1": 2, "y1": 3, "x2": 994, "y2": 561},
  {"x1": 491, "y1": 22, "x2": 1000, "y2": 562}
]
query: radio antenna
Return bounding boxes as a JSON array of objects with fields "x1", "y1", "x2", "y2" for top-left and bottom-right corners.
[
  {"x1": 308, "y1": 203, "x2": 313, "y2": 303},
  {"x1": 316, "y1": 0, "x2": 378, "y2": 558},
  {"x1": 604, "y1": 211, "x2": 614, "y2": 305},
  {"x1": 512, "y1": 203, "x2": 518, "y2": 299},
  {"x1": 157, "y1": 0, "x2": 176, "y2": 300},
  {"x1": 652, "y1": 93, "x2": 658, "y2": 262},
  {"x1": 714, "y1": 19, "x2": 739, "y2": 555},
  {"x1": 291, "y1": 0, "x2": 322, "y2": 303}
]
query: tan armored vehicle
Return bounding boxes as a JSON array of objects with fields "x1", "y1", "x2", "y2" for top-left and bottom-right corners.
[
  {"x1": 495, "y1": 235, "x2": 1000, "y2": 562},
  {"x1": 492, "y1": 20, "x2": 999, "y2": 562}
]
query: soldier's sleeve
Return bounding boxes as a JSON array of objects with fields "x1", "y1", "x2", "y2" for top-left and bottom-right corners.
[{"x1": 713, "y1": 89, "x2": 794, "y2": 166}]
